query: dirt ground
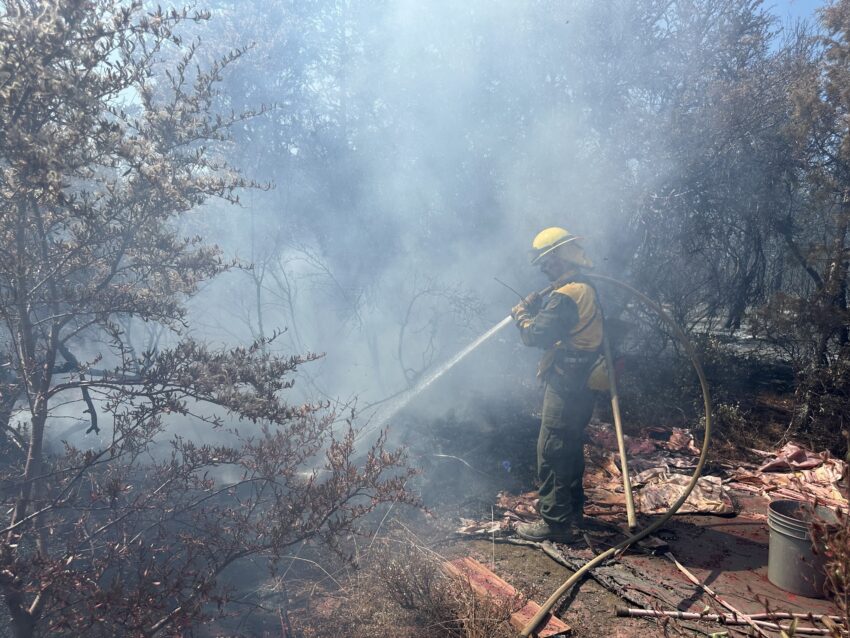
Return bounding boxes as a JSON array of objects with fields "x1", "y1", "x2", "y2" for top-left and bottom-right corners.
[
  {"x1": 400, "y1": 426, "x2": 675, "y2": 637},
  {"x1": 258, "y1": 356, "x2": 846, "y2": 638},
  {"x1": 421, "y1": 489, "x2": 841, "y2": 638},
  {"x1": 446, "y1": 538, "x2": 659, "y2": 637},
  {"x1": 390, "y1": 380, "x2": 844, "y2": 638}
]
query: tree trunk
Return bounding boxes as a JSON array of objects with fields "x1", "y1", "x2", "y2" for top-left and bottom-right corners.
[
  {"x1": 795, "y1": 198, "x2": 850, "y2": 432},
  {"x1": 7, "y1": 589, "x2": 36, "y2": 638},
  {"x1": 10, "y1": 395, "x2": 47, "y2": 530}
]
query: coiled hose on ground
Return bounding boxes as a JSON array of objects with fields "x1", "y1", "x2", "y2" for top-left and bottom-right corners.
[{"x1": 520, "y1": 273, "x2": 713, "y2": 636}]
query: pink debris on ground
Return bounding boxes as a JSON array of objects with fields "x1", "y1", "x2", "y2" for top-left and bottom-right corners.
[
  {"x1": 758, "y1": 442, "x2": 833, "y2": 472},
  {"x1": 459, "y1": 426, "x2": 847, "y2": 530}
]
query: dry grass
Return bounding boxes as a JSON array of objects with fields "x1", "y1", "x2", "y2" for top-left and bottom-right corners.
[
  {"x1": 293, "y1": 529, "x2": 524, "y2": 638},
  {"x1": 813, "y1": 500, "x2": 850, "y2": 637}
]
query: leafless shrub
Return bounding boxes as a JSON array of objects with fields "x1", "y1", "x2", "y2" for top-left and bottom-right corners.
[
  {"x1": 0, "y1": 2, "x2": 418, "y2": 636},
  {"x1": 395, "y1": 275, "x2": 485, "y2": 388}
]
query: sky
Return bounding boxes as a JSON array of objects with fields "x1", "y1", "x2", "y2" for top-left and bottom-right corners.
[{"x1": 775, "y1": 0, "x2": 822, "y2": 21}]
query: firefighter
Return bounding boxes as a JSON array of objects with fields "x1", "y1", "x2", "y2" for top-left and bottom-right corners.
[{"x1": 510, "y1": 227, "x2": 603, "y2": 542}]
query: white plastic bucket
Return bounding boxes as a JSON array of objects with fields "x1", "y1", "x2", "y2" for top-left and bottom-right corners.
[{"x1": 767, "y1": 499, "x2": 837, "y2": 598}]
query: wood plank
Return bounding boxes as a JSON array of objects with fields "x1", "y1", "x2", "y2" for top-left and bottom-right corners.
[{"x1": 444, "y1": 557, "x2": 571, "y2": 637}]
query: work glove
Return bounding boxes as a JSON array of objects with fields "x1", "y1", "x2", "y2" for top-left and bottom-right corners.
[
  {"x1": 510, "y1": 300, "x2": 527, "y2": 321},
  {"x1": 511, "y1": 291, "x2": 542, "y2": 321},
  {"x1": 523, "y1": 291, "x2": 543, "y2": 315}
]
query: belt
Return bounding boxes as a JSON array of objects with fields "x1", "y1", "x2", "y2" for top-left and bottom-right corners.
[{"x1": 558, "y1": 352, "x2": 597, "y2": 364}]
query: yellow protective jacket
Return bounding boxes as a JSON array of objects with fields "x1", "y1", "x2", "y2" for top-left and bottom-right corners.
[{"x1": 515, "y1": 277, "x2": 603, "y2": 382}]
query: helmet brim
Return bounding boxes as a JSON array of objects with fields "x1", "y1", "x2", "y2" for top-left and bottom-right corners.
[{"x1": 529, "y1": 235, "x2": 581, "y2": 265}]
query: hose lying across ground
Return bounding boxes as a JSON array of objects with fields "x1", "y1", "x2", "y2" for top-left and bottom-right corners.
[{"x1": 520, "y1": 273, "x2": 713, "y2": 636}]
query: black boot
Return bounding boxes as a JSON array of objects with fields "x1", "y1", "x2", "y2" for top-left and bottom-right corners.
[{"x1": 515, "y1": 519, "x2": 577, "y2": 543}]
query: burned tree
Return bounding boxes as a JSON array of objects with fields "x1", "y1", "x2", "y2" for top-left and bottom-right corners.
[
  {"x1": 0, "y1": 2, "x2": 414, "y2": 636},
  {"x1": 751, "y1": 1, "x2": 850, "y2": 441}
]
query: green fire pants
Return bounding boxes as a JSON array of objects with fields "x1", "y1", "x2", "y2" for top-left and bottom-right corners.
[{"x1": 537, "y1": 381, "x2": 595, "y2": 526}]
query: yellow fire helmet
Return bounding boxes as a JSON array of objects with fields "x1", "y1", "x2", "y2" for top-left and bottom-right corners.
[{"x1": 529, "y1": 227, "x2": 592, "y2": 267}]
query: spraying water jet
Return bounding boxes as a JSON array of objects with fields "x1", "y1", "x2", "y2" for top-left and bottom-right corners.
[
  {"x1": 358, "y1": 315, "x2": 514, "y2": 442},
  {"x1": 357, "y1": 278, "x2": 566, "y2": 445}
]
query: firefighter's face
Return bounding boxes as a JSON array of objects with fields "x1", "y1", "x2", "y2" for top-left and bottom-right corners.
[{"x1": 539, "y1": 253, "x2": 563, "y2": 282}]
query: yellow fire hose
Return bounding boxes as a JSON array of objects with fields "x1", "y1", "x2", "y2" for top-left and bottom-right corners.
[
  {"x1": 519, "y1": 273, "x2": 712, "y2": 637},
  {"x1": 600, "y1": 306, "x2": 638, "y2": 530}
]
